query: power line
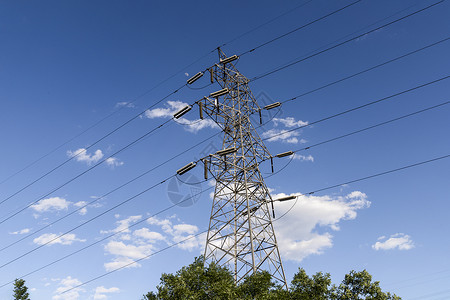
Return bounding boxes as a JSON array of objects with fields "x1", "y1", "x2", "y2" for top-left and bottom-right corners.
[
  {"x1": 262, "y1": 74, "x2": 450, "y2": 142},
  {"x1": 250, "y1": 0, "x2": 445, "y2": 81},
  {"x1": 290, "y1": 101, "x2": 449, "y2": 155},
  {"x1": 309, "y1": 154, "x2": 450, "y2": 195},
  {"x1": 0, "y1": 173, "x2": 177, "y2": 270},
  {"x1": 0, "y1": 49, "x2": 216, "y2": 188},
  {"x1": 280, "y1": 37, "x2": 450, "y2": 105},
  {"x1": 0, "y1": 132, "x2": 221, "y2": 253},
  {"x1": 0, "y1": 83, "x2": 187, "y2": 209},
  {"x1": 220, "y1": 0, "x2": 315, "y2": 48},
  {"x1": 60, "y1": 153, "x2": 450, "y2": 294},
  {"x1": 0, "y1": 185, "x2": 213, "y2": 289},
  {"x1": 2, "y1": 99, "x2": 447, "y2": 286},
  {"x1": 0, "y1": 116, "x2": 176, "y2": 225},
  {"x1": 1, "y1": 0, "x2": 441, "y2": 212},
  {"x1": 60, "y1": 229, "x2": 209, "y2": 296},
  {"x1": 239, "y1": 0, "x2": 363, "y2": 55},
  {"x1": 0, "y1": 0, "x2": 320, "y2": 197},
  {"x1": 273, "y1": 154, "x2": 450, "y2": 220}
]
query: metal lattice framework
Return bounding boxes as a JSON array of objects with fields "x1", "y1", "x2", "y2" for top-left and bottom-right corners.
[{"x1": 200, "y1": 49, "x2": 287, "y2": 286}]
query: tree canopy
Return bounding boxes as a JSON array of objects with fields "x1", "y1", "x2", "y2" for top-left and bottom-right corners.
[
  {"x1": 142, "y1": 256, "x2": 401, "y2": 300},
  {"x1": 13, "y1": 279, "x2": 30, "y2": 300}
]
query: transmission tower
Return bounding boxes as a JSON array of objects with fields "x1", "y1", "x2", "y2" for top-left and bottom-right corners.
[{"x1": 195, "y1": 49, "x2": 287, "y2": 286}]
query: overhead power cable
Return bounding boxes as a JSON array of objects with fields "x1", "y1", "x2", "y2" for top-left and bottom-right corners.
[
  {"x1": 250, "y1": 0, "x2": 445, "y2": 81},
  {"x1": 0, "y1": 132, "x2": 221, "y2": 253},
  {"x1": 60, "y1": 153, "x2": 450, "y2": 294},
  {"x1": 261, "y1": 75, "x2": 450, "y2": 142},
  {"x1": 279, "y1": 37, "x2": 450, "y2": 105},
  {"x1": 0, "y1": 46, "x2": 217, "y2": 188},
  {"x1": 0, "y1": 83, "x2": 187, "y2": 209},
  {"x1": 239, "y1": 0, "x2": 363, "y2": 56},
  {"x1": 220, "y1": 0, "x2": 315, "y2": 48},
  {"x1": 60, "y1": 229, "x2": 209, "y2": 296},
  {"x1": 290, "y1": 101, "x2": 450, "y2": 154},
  {"x1": 1, "y1": 99, "x2": 448, "y2": 285},
  {"x1": 0, "y1": 173, "x2": 177, "y2": 270},
  {"x1": 0, "y1": 116, "x2": 177, "y2": 225},
  {"x1": 0, "y1": 185, "x2": 214, "y2": 289},
  {"x1": 0, "y1": 0, "x2": 320, "y2": 196},
  {"x1": 1, "y1": 0, "x2": 440, "y2": 210}
]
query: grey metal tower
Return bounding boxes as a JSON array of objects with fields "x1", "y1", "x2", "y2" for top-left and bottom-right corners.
[{"x1": 198, "y1": 49, "x2": 287, "y2": 286}]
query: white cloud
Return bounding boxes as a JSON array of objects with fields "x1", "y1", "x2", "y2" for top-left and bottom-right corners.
[
  {"x1": 262, "y1": 129, "x2": 301, "y2": 144},
  {"x1": 103, "y1": 215, "x2": 204, "y2": 272},
  {"x1": 52, "y1": 276, "x2": 84, "y2": 300},
  {"x1": 73, "y1": 201, "x2": 87, "y2": 215},
  {"x1": 176, "y1": 118, "x2": 218, "y2": 133},
  {"x1": 94, "y1": 286, "x2": 120, "y2": 300},
  {"x1": 372, "y1": 233, "x2": 414, "y2": 251},
  {"x1": 144, "y1": 100, "x2": 218, "y2": 133},
  {"x1": 115, "y1": 101, "x2": 135, "y2": 108},
  {"x1": 273, "y1": 117, "x2": 308, "y2": 128},
  {"x1": 31, "y1": 197, "x2": 71, "y2": 213},
  {"x1": 113, "y1": 215, "x2": 142, "y2": 234},
  {"x1": 133, "y1": 228, "x2": 165, "y2": 242},
  {"x1": 273, "y1": 191, "x2": 370, "y2": 262},
  {"x1": 67, "y1": 148, "x2": 104, "y2": 165},
  {"x1": 104, "y1": 257, "x2": 141, "y2": 272},
  {"x1": 104, "y1": 241, "x2": 153, "y2": 260},
  {"x1": 293, "y1": 154, "x2": 314, "y2": 162},
  {"x1": 173, "y1": 224, "x2": 198, "y2": 235},
  {"x1": 105, "y1": 157, "x2": 124, "y2": 168},
  {"x1": 33, "y1": 233, "x2": 86, "y2": 246},
  {"x1": 9, "y1": 228, "x2": 31, "y2": 235},
  {"x1": 145, "y1": 100, "x2": 187, "y2": 119}
]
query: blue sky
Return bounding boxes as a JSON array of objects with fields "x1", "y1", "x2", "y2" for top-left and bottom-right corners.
[{"x1": 0, "y1": 0, "x2": 449, "y2": 299}]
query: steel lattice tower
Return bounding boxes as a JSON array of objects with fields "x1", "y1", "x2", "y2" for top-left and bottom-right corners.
[{"x1": 199, "y1": 49, "x2": 287, "y2": 286}]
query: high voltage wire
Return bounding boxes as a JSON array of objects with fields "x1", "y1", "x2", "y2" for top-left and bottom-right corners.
[
  {"x1": 0, "y1": 113, "x2": 283, "y2": 261},
  {"x1": 0, "y1": 132, "x2": 221, "y2": 253},
  {"x1": 253, "y1": 0, "x2": 425, "y2": 79},
  {"x1": 59, "y1": 153, "x2": 450, "y2": 295},
  {"x1": 250, "y1": 0, "x2": 445, "y2": 82},
  {"x1": 0, "y1": 116, "x2": 176, "y2": 225},
  {"x1": 0, "y1": 1, "x2": 444, "y2": 291},
  {"x1": 0, "y1": 186, "x2": 213, "y2": 289},
  {"x1": 219, "y1": 0, "x2": 315, "y2": 48},
  {"x1": 1, "y1": 0, "x2": 441, "y2": 213},
  {"x1": 289, "y1": 101, "x2": 450, "y2": 155},
  {"x1": 239, "y1": 0, "x2": 363, "y2": 56},
  {"x1": 279, "y1": 37, "x2": 450, "y2": 105},
  {"x1": 1, "y1": 73, "x2": 447, "y2": 228},
  {"x1": 0, "y1": 0, "x2": 323, "y2": 199},
  {"x1": 0, "y1": 0, "x2": 444, "y2": 264},
  {"x1": 261, "y1": 75, "x2": 450, "y2": 142},
  {"x1": 0, "y1": 83, "x2": 187, "y2": 209},
  {"x1": 0, "y1": 98, "x2": 447, "y2": 278},
  {"x1": 0, "y1": 49, "x2": 217, "y2": 188},
  {"x1": 0, "y1": 174, "x2": 177, "y2": 270},
  {"x1": 61, "y1": 229, "x2": 210, "y2": 296}
]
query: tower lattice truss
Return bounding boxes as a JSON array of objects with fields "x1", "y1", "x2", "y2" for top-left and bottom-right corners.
[{"x1": 200, "y1": 49, "x2": 287, "y2": 286}]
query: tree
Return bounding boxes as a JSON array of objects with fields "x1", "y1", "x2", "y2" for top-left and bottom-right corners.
[
  {"x1": 290, "y1": 268, "x2": 332, "y2": 300},
  {"x1": 142, "y1": 257, "x2": 401, "y2": 300},
  {"x1": 149, "y1": 256, "x2": 236, "y2": 300},
  {"x1": 13, "y1": 279, "x2": 30, "y2": 300},
  {"x1": 333, "y1": 270, "x2": 401, "y2": 300}
]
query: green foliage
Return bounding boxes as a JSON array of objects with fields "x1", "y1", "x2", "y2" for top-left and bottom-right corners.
[
  {"x1": 151, "y1": 256, "x2": 236, "y2": 300},
  {"x1": 333, "y1": 270, "x2": 401, "y2": 300},
  {"x1": 13, "y1": 279, "x2": 30, "y2": 300},
  {"x1": 143, "y1": 257, "x2": 401, "y2": 300},
  {"x1": 290, "y1": 268, "x2": 332, "y2": 299}
]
